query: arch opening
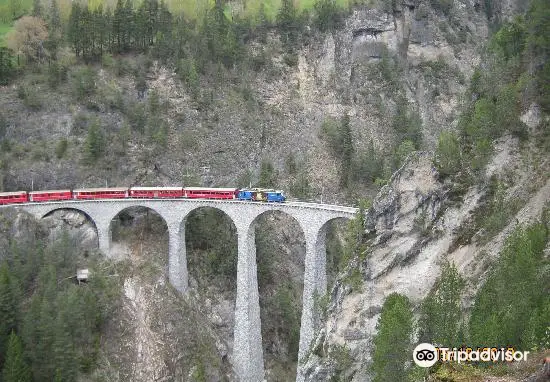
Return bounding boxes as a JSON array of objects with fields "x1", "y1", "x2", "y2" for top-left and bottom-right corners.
[
  {"x1": 184, "y1": 206, "x2": 238, "y2": 292},
  {"x1": 42, "y1": 208, "x2": 100, "y2": 256},
  {"x1": 182, "y1": 206, "x2": 237, "y2": 378},
  {"x1": 252, "y1": 210, "x2": 305, "y2": 381},
  {"x1": 322, "y1": 217, "x2": 352, "y2": 290},
  {"x1": 109, "y1": 206, "x2": 168, "y2": 275}
]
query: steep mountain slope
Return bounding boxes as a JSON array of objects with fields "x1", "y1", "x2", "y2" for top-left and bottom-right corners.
[{"x1": 1, "y1": 1, "x2": 493, "y2": 201}]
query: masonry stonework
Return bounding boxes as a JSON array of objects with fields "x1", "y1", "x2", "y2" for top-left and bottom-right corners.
[{"x1": 8, "y1": 200, "x2": 356, "y2": 382}]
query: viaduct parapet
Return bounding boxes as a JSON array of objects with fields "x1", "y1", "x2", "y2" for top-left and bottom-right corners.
[{"x1": 6, "y1": 199, "x2": 357, "y2": 382}]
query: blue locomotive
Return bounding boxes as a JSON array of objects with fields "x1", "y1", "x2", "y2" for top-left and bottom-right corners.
[{"x1": 237, "y1": 188, "x2": 286, "y2": 202}]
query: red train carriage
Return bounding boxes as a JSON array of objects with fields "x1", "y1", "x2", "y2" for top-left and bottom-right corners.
[
  {"x1": 184, "y1": 187, "x2": 238, "y2": 199},
  {"x1": 29, "y1": 190, "x2": 72, "y2": 202},
  {"x1": 0, "y1": 191, "x2": 28, "y2": 205},
  {"x1": 129, "y1": 187, "x2": 184, "y2": 198},
  {"x1": 73, "y1": 187, "x2": 128, "y2": 200}
]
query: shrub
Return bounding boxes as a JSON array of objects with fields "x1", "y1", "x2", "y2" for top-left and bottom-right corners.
[
  {"x1": 84, "y1": 120, "x2": 104, "y2": 163},
  {"x1": 17, "y1": 85, "x2": 42, "y2": 110},
  {"x1": 283, "y1": 52, "x2": 298, "y2": 67},
  {"x1": 469, "y1": 222, "x2": 549, "y2": 349},
  {"x1": 430, "y1": 0, "x2": 454, "y2": 16},
  {"x1": 70, "y1": 66, "x2": 97, "y2": 101},
  {"x1": 418, "y1": 261, "x2": 465, "y2": 347},
  {"x1": 434, "y1": 130, "x2": 461, "y2": 177},
  {"x1": 258, "y1": 159, "x2": 277, "y2": 188},
  {"x1": 371, "y1": 293, "x2": 414, "y2": 382},
  {"x1": 55, "y1": 139, "x2": 68, "y2": 159},
  {"x1": 313, "y1": 0, "x2": 342, "y2": 32}
]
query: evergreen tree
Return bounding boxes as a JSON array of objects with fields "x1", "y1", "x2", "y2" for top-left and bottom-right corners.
[
  {"x1": 112, "y1": 0, "x2": 124, "y2": 53},
  {"x1": 122, "y1": 0, "x2": 135, "y2": 51},
  {"x1": 84, "y1": 120, "x2": 105, "y2": 162},
  {"x1": 2, "y1": 331, "x2": 31, "y2": 382},
  {"x1": 0, "y1": 262, "x2": 18, "y2": 364},
  {"x1": 340, "y1": 113, "x2": 353, "y2": 187},
  {"x1": 32, "y1": 0, "x2": 42, "y2": 17},
  {"x1": 371, "y1": 293, "x2": 413, "y2": 382},
  {"x1": 435, "y1": 130, "x2": 461, "y2": 177},
  {"x1": 314, "y1": 0, "x2": 341, "y2": 32},
  {"x1": 469, "y1": 222, "x2": 549, "y2": 349},
  {"x1": 419, "y1": 261, "x2": 465, "y2": 347},
  {"x1": 258, "y1": 159, "x2": 277, "y2": 188},
  {"x1": 277, "y1": 0, "x2": 297, "y2": 49},
  {"x1": 0, "y1": 48, "x2": 15, "y2": 86},
  {"x1": 68, "y1": 2, "x2": 83, "y2": 56},
  {"x1": 49, "y1": 0, "x2": 60, "y2": 33}
]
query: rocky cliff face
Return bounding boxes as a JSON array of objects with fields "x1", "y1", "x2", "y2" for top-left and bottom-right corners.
[
  {"x1": 2, "y1": 1, "x2": 490, "y2": 202},
  {"x1": 301, "y1": 137, "x2": 550, "y2": 380}
]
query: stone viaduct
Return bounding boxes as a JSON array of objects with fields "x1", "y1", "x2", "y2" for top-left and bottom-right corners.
[{"x1": 7, "y1": 199, "x2": 357, "y2": 381}]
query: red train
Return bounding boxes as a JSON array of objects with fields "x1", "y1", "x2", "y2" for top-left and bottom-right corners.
[{"x1": 0, "y1": 187, "x2": 241, "y2": 205}]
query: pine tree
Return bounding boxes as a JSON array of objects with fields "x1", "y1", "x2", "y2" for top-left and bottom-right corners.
[
  {"x1": 371, "y1": 293, "x2": 413, "y2": 382},
  {"x1": 32, "y1": 0, "x2": 42, "y2": 17},
  {"x1": 277, "y1": 0, "x2": 297, "y2": 49},
  {"x1": 0, "y1": 48, "x2": 15, "y2": 86},
  {"x1": 340, "y1": 113, "x2": 353, "y2": 188},
  {"x1": 418, "y1": 261, "x2": 465, "y2": 347},
  {"x1": 68, "y1": 2, "x2": 83, "y2": 56},
  {"x1": 2, "y1": 331, "x2": 31, "y2": 382},
  {"x1": 85, "y1": 120, "x2": 105, "y2": 162},
  {"x1": 0, "y1": 262, "x2": 18, "y2": 363},
  {"x1": 112, "y1": 0, "x2": 124, "y2": 53}
]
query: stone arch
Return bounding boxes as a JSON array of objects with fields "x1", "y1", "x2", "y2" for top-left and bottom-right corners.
[
  {"x1": 41, "y1": 207, "x2": 100, "y2": 249},
  {"x1": 316, "y1": 216, "x2": 353, "y2": 289},
  {"x1": 249, "y1": 210, "x2": 307, "y2": 377},
  {"x1": 181, "y1": 205, "x2": 239, "y2": 289},
  {"x1": 108, "y1": 205, "x2": 169, "y2": 262}
]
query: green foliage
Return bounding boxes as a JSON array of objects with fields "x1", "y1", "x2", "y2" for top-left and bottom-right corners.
[
  {"x1": 70, "y1": 66, "x2": 97, "y2": 101},
  {"x1": 0, "y1": 223, "x2": 119, "y2": 382},
  {"x1": 17, "y1": 84, "x2": 42, "y2": 110},
  {"x1": 320, "y1": 114, "x2": 354, "y2": 187},
  {"x1": 392, "y1": 97, "x2": 422, "y2": 150},
  {"x1": 313, "y1": 0, "x2": 341, "y2": 32},
  {"x1": 277, "y1": 0, "x2": 298, "y2": 49},
  {"x1": 371, "y1": 293, "x2": 413, "y2": 382},
  {"x1": 0, "y1": 47, "x2": 14, "y2": 85},
  {"x1": 0, "y1": 261, "x2": 18, "y2": 363},
  {"x1": 2, "y1": 331, "x2": 31, "y2": 382},
  {"x1": 527, "y1": 0, "x2": 550, "y2": 112},
  {"x1": 393, "y1": 139, "x2": 415, "y2": 169},
  {"x1": 430, "y1": 0, "x2": 453, "y2": 16},
  {"x1": 490, "y1": 16, "x2": 526, "y2": 61},
  {"x1": 469, "y1": 221, "x2": 549, "y2": 349},
  {"x1": 273, "y1": 283, "x2": 300, "y2": 357},
  {"x1": 177, "y1": 57, "x2": 199, "y2": 99},
  {"x1": 340, "y1": 199, "x2": 370, "y2": 271},
  {"x1": 282, "y1": 52, "x2": 298, "y2": 67},
  {"x1": 352, "y1": 140, "x2": 384, "y2": 185},
  {"x1": 84, "y1": 119, "x2": 105, "y2": 163},
  {"x1": 186, "y1": 208, "x2": 237, "y2": 283},
  {"x1": 419, "y1": 261, "x2": 465, "y2": 347},
  {"x1": 126, "y1": 101, "x2": 147, "y2": 133},
  {"x1": 289, "y1": 171, "x2": 311, "y2": 199},
  {"x1": 330, "y1": 344, "x2": 352, "y2": 379},
  {"x1": 55, "y1": 138, "x2": 68, "y2": 159},
  {"x1": 116, "y1": 121, "x2": 131, "y2": 155},
  {"x1": 47, "y1": 60, "x2": 68, "y2": 89},
  {"x1": 258, "y1": 158, "x2": 277, "y2": 188},
  {"x1": 434, "y1": 130, "x2": 461, "y2": 177}
]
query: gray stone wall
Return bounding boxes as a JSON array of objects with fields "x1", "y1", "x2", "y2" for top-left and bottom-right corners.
[{"x1": 6, "y1": 200, "x2": 356, "y2": 381}]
